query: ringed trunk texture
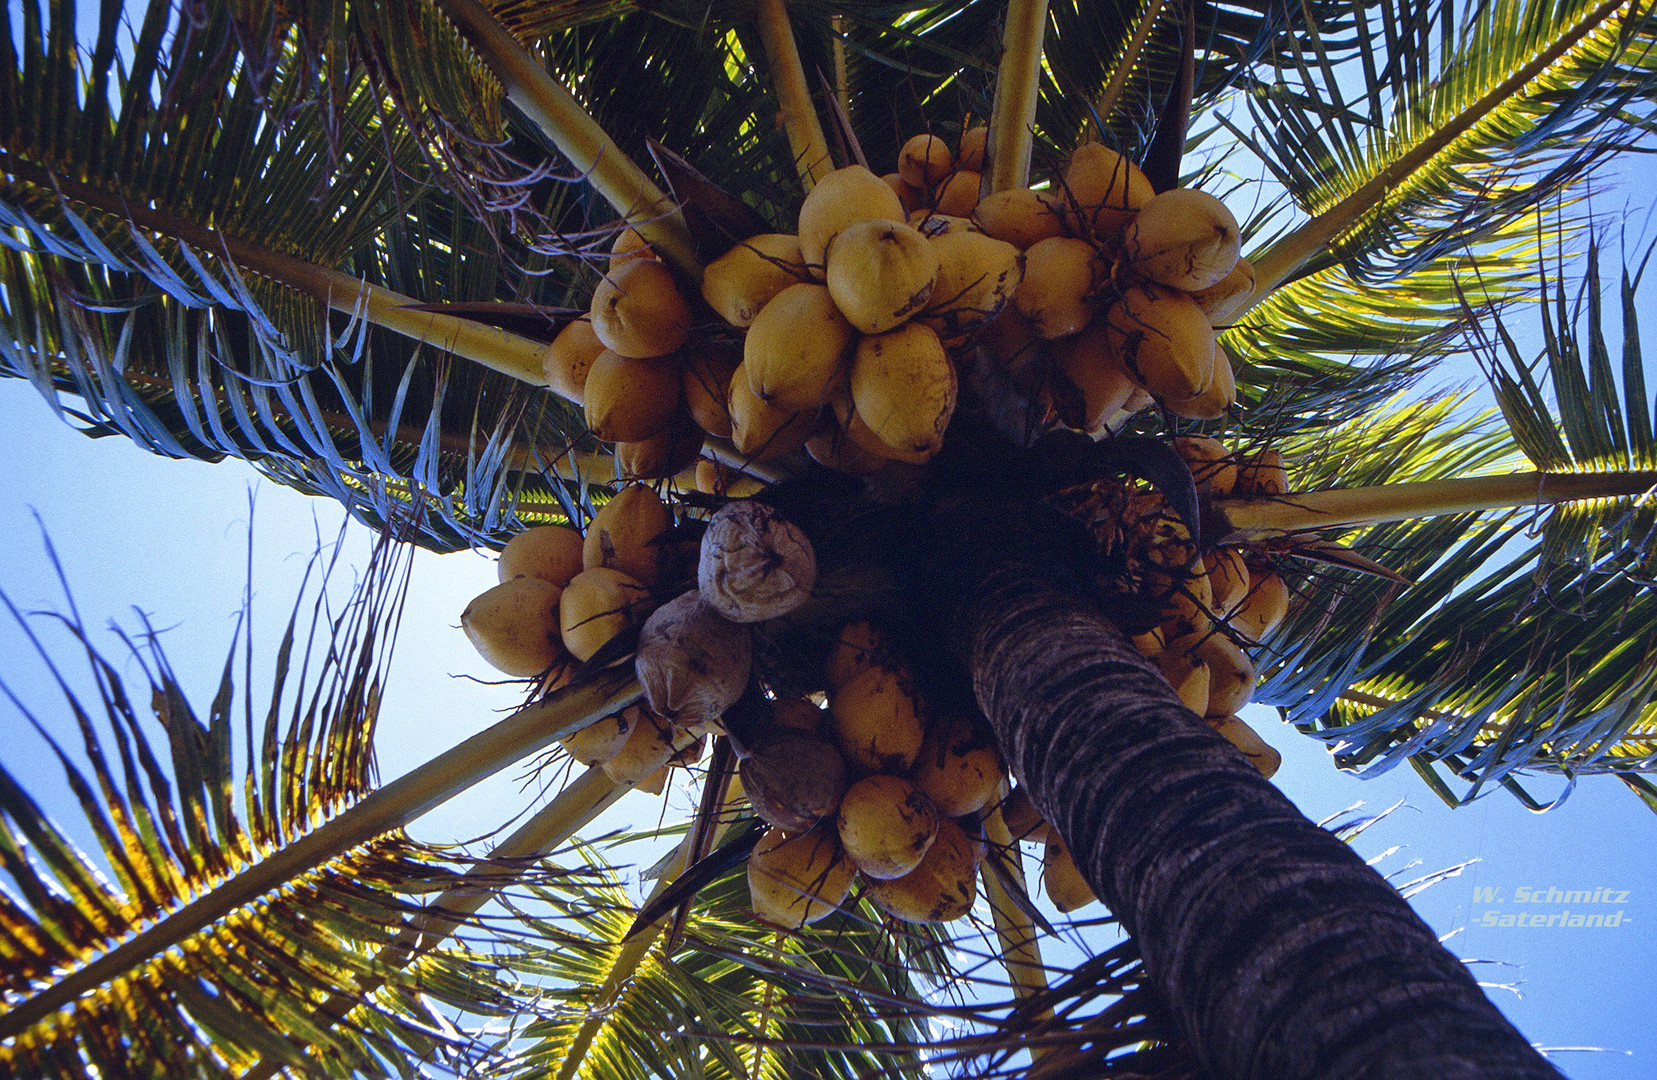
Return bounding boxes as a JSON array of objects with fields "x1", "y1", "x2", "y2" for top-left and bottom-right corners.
[{"x1": 942, "y1": 559, "x2": 1560, "y2": 1080}]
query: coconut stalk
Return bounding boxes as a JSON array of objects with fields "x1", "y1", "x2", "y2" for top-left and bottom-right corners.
[
  {"x1": 0, "y1": 674, "x2": 644, "y2": 1041},
  {"x1": 756, "y1": 0, "x2": 835, "y2": 189},
  {"x1": 1242, "y1": 0, "x2": 1635, "y2": 314},
  {"x1": 985, "y1": 0, "x2": 1051, "y2": 194},
  {"x1": 1090, "y1": 0, "x2": 1166, "y2": 145},
  {"x1": 243, "y1": 764, "x2": 630, "y2": 1080},
  {"x1": 0, "y1": 151, "x2": 552, "y2": 384},
  {"x1": 434, "y1": 0, "x2": 700, "y2": 277},
  {"x1": 980, "y1": 796, "x2": 1053, "y2": 1048},
  {"x1": 1214, "y1": 469, "x2": 1657, "y2": 542}
]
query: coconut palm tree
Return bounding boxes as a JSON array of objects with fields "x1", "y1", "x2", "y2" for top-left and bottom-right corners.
[{"x1": 4, "y1": 0, "x2": 1657, "y2": 1077}]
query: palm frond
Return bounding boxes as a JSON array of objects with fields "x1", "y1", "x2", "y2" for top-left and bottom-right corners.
[
  {"x1": 0, "y1": 524, "x2": 523, "y2": 1078},
  {"x1": 1254, "y1": 248, "x2": 1657, "y2": 805}
]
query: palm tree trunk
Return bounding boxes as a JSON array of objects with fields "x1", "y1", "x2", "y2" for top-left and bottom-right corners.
[{"x1": 933, "y1": 543, "x2": 1562, "y2": 1079}]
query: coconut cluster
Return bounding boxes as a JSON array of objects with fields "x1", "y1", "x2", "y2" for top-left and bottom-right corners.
[{"x1": 744, "y1": 621, "x2": 1004, "y2": 928}]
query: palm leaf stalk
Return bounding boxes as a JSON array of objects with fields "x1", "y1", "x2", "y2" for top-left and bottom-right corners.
[
  {"x1": 755, "y1": 0, "x2": 836, "y2": 189},
  {"x1": 985, "y1": 0, "x2": 1052, "y2": 193}
]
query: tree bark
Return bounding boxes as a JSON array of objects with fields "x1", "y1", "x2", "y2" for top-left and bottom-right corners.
[{"x1": 935, "y1": 550, "x2": 1562, "y2": 1080}]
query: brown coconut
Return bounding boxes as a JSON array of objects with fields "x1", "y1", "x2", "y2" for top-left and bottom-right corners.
[
  {"x1": 634, "y1": 589, "x2": 752, "y2": 729},
  {"x1": 740, "y1": 730, "x2": 851, "y2": 834},
  {"x1": 697, "y1": 500, "x2": 816, "y2": 623}
]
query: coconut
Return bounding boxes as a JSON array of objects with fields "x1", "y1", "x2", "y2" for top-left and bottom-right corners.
[
  {"x1": 825, "y1": 219, "x2": 939, "y2": 334},
  {"x1": 748, "y1": 824, "x2": 857, "y2": 927},
  {"x1": 589, "y1": 257, "x2": 692, "y2": 358},
  {"x1": 744, "y1": 283, "x2": 854, "y2": 410},
  {"x1": 600, "y1": 704, "x2": 678, "y2": 785},
  {"x1": 826, "y1": 621, "x2": 890, "y2": 689},
  {"x1": 559, "y1": 567, "x2": 650, "y2": 661},
  {"x1": 561, "y1": 710, "x2": 635, "y2": 765},
  {"x1": 740, "y1": 730, "x2": 851, "y2": 833},
  {"x1": 881, "y1": 172, "x2": 924, "y2": 215},
  {"x1": 772, "y1": 697, "x2": 829, "y2": 735},
  {"x1": 462, "y1": 577, "x2": 567, "y2": 677},
  {"x1": 898, "y1": 133, "x2": 954, "y2": 189},
  {"x1": 1050, "y1": 323, "x2": 1139, "y2": 431},
  {"x1": 1235, "y1": 449, "x2": 1289, "y2": 496},
  {"x1": 1102, "y1": 284, "x2": 1215, "y2": 402},
  {"x1": 583, "y1": 350, "x2": 682, "y2": 444},
  {"x1": 1062, "y1": 143, "x2": 1154, "y2": 239},
  {"x1": 798, "y1": 165, "x2": 908, "y2": 279},
  {"x1": 1123, "y1": 188, "x2": 1241, "y2": 292},
  {"x1": 702, "y1": 233, "x2": 810, "y2": 328},
  {"x1": 727, "y1": 373, "x2": 817, "y2": 461},
  {"x1": 1195, "y1": 632, "x2": 1257, "y2": 717},
  {"x1": 805, "y1": 422, "x2": 889, "y2": 476},
  {"x1": 998, "y1": 786, "x2": 1054, "y2": 844},
  {"x1": 837, "y1": 775, "x2": 940, "y2": 880},
  {"x1": 1042, "y1": 837, "x2": 1098, "y2": 912},
  {"x1": 1231, "y1": 567, "x2": 1290, "y2": 641},
  {"x1": 1204, "y1": 548, "x2": 1251, "y2": 616},
  {"x1": 833, "y1": 395, "x2": 937, "y2": 466},
  {"x1": 849, "y1": 322, "x2": 956, "y2": 459},
  {"x1": 614, "y1": 409, "x2": 704, "y2": 481},
  {"x1": 499, "y1": 525, "x2": 584, "y2": 588},
  {"x1": 831, "y1": 665, "x2": 925, "y2": 773},
  {"x1": 972, "y1": 187, "x2": 1066, "y2": 250},
  {"x1": 683, "y1": 345, "x2": 740, "y2": 438},
  {"x1": 906, "y1": 210, "x2": 979, "y2": 238},
  {"x1": 1208, "y1": 715, "x2": 1282, "y2": 779},
  {"x1": 543, "y1": 318, "x2": 605, "y2": 404},
  {"x1": 920, "y1": 230, "x2": 1023, "y2": 346},
  {"x1": 698, "y1": 500, "x2": 816, "y2": 623},
  {"x1": 1190, "y1": 256, "x2": 1256, "y2": 326},
  {"x1": 1168, "y1": 343, "x2": 1236, "y2": 420},
  {"x1": 584, "y1": 484, "x2": 670, "y2": 587},
  {"x1": 1013, "y1": 237, "x2": 1104, "y2": 339},
  {"x1": 912, "y1": 714, "x2": 1004, "y2": 817},
  {"x1": 1172, "y1": 435, "x2": 1238, "y2": 496},
  {"x1": 1152, "y1": 647, "x2": 1212, "y2": 716},
  {"x1": 609, "y1": 227, "x2": 655, "y2": 265},
  {"x1": 932, "y1": 170, "x2": 981, "y2": 217},
  {"x1": 865, "y1": 815, "x2": 979, "y2": 923},
  {"x1": 957, "y1": 125, "x2": 988, "y2": 172},
  {"x1": 634, "y1": 589, "x2": 752, "y2": 729}
]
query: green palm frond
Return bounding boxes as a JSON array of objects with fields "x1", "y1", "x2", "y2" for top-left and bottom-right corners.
[
  {"x1": 1254, "y1": 248, "x2": 1657, "y2": 805},
  {"x1": 0, "y1": 527, "x2": 524, "y2": 1078},
  {"x1": 1, "y1": 0, "x2": 614, "y2": 550}
]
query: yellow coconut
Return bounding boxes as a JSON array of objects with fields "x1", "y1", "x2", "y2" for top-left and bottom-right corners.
[
  {"x1": 957, "y1": 125, "x2": 989, "y2": 173},
  {"x1": 559, "y1": 567, "x2": 651, "y2": 662},
  {"x1": 615, "y1": 409, "x2": 704, "y2": 481},
  {"x1": 680, "y1": 345, "x2": 740, "y2": 439},
  {"x1": 589, "y1": 257, "x2": 692, "y2": 359},
  {"x1": 1194, "y1": 632, "x2": 1257, "y2": 718},
  {"x1": 932, "y1": 170, "x2": 981, "y2": 217},
  {"x1": 849, "y1": 322, "x2": 956, "y2": 459},
  {"x1": 701, "y1": 233, "x2": 810, "y2": 328},
  {"x1": 1013, "y1": 236, "x2": 1104, "y2": 339},
  {"x1": 744, "y1": 282, "x2": 855, "y2": 409},
  {"x1": 1103, "y1": 284, "x2": 1215, "y2": 402},
  {"x1": 1205, "y1": 548, "x2": 1251, "y2": 617},
  {"x1": 543, "y1": 318, "x2": 606, "y2": 404},
  {"x1": 1062, "y1": 143, "x2": 1154, "y2": 240},
  {"x1": 999, "y1": 787, "x2": 1055, "y2": 845},
  {"x1": 1050, "y1": 322, "x2": 1140, "y2": 431},
  {"x1": 1208, "y1": 715, "x2": 1282, "y2": 779},
  {"x1": 1235, "y1": 449, "x2": 1289, "y2": 496},
  {"x1": 499, "y1": 524, "x2": 585, "y2": 588},
  {"x1": 920, "y1": 230, "x2": 1023, "y2": 346},
  {"x1": 906, "y1": 210, "x2": 980, "y2": 238},
  {"x1": 831, "y1": 664, "x2": 926, "y2": 773},
  {"x1": 1168, "y1": 342, "x2": 1237, "y2": 420},
  {"x1": 1231, "y1": 567, "x2": 1290, "y2": 641},
  {"x1": 866, "y1": 815, "x2": 978, "y2": 923},
  {"x1": 805, "y1": 421, "x2": 889, "y2": 476},
  {"x1": 773, "y1": 696, "x2": 830, "y2": 735},
  {"x1": 1123, "y1": 187, "x2": 1242, "y2": 292},
  {"x1": 608, "y1": 227, "x2": 655, "y2": 266},
  {"x1": 583, "y1": 484, "x2": 670, "y2": 586},
  {"x1": 831, "y1": 393, "x2": 939, "y2": 466},
  {"x1": 898, "y1": 133, "x2": 955, "y2": 189},
  {"x1": 836, "y1": 774, "x2": 940, "y2": 880},
  {"x1": 972, "y1": 187, "x2": 1067, "y2": 250},
  {"x1": 561, "y1": 710, "x2": 635, "y2": 766},
  {"x1": 1190, "y1": 256, "x2": 1256, "y2": 326},
  {"x1": 824, "y1": 219, "x2": 939, "y2": 335},
  {"x1": 798, "y1": 164, "x2": 907, "y2": 279},
  {"x1": 881, "y1": 172, "x2": 925, "y2": 215},
  {"x1": 728, "y1": 372, "x2": 817, "y2": 461},
  {"x1": 583, "y1": 350, "x2": 682, "y2": 444},
  {"x1": 1172, "y1": 435, "x2": 1238, "y2": 496},
  {"x1": 912, "y1": 714, "x2": 1004, "y2": 817},
  {"x1": 601, "y1": 704, "x2": 678, "y2": 785},
  {"x1": 826, "y1": 621, "x2": 890, "y2": 690},
  {"x1": 461, "y1": 576, "x2": 567, "y2": 677},
  {"x1": 748, "y1": 825, "x2": 857, "y2": 927},
  {"x1": 1043, "y1": 837, "x2": 1099, "y2": 912},
  {"x1": 1152, "y1": 647, "x2": 1212, "y2": 716}
]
